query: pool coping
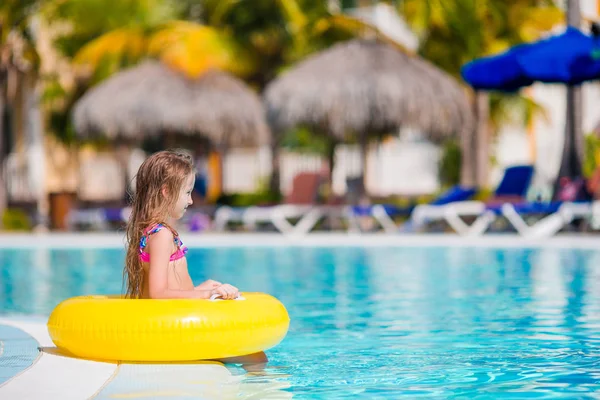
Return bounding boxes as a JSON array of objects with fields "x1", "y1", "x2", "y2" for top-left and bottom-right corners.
[
  {"x1": 0, "y1": 318, "x2": 266, "y2": 400},
  {"x1": 1, "y1": 232, "x2": 600, "y2": 249}
]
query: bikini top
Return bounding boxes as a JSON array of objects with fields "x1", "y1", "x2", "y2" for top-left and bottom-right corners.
[{"x1": 139, "y1": 224, "x2": 188, "y2": 262}]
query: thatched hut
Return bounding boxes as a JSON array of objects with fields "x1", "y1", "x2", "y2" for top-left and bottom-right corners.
[
  {"x1": 73, "y1": 60, "x2": 269, "y2": 148},
  {"x1": 72, "y1": 60, "x2": 269, "y2": 197},
  {"x1": 264, "y1": 39, "x2": 473, "y2": 196}
]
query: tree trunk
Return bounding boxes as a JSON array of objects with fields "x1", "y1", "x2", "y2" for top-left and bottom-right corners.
[
  {"x1": 475, "y1": 91, "x2": 490, "y2": 188},
  {"x1": 554, "y1": 0, "x2": 583, "y2": 196},
  {"x1": 554, "y1": 85, "x2": 584, "y2": 183},
  {"x1": 460, "y1": 93, "x2": 477, "y2": 187},
  {"x1": 0, "y1": 87, "x2": 5, "y2": 228}
]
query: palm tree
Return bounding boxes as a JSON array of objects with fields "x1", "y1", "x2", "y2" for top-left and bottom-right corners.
[{"x1": 0, "y1": 0, "x2": 41, "y2": 226}]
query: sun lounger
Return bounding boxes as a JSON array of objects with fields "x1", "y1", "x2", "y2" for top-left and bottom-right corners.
[
  {"x1": 500, "y1": 201, "x2": 594, "y2": 238},
  {"x1": 213, "y1": 172, "x2": 330, "y2": 234},
  {"x1": 409, "y1": 165, "x2": 534, "y2": 235},
  {"x1": 345, "y1": 184, "x2": 477, "y2": 233}
]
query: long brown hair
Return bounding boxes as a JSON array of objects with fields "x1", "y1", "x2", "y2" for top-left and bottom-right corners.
[{"x1": 124, "y1": 149, "x2": 194, "y2": 298}]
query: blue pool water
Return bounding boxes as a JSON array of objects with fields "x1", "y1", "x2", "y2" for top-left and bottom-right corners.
[
  {"x1": 0, "y1": 325, "x2": 38, "y2": 384},
  {"x1": 1, "y1": 245, "x2": 600, "y2": 398}
]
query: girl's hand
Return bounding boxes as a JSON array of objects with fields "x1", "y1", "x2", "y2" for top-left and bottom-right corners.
[
  {"x1": 195, "y1": 279, "x2": 222, "y2": 291},
  {"x1": 211, "y1": 284, "x2": 239, "y2": 300}
]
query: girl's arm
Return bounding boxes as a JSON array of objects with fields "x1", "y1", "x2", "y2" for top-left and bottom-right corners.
[
  {"x1": 147, "y1": 229, "x2": 211, "y2": 299},
  {"x1": 195, "y1": 280, "x2": 221, "y2": 291}
]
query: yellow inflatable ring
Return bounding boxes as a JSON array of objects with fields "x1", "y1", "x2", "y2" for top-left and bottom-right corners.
[{"x1": 47, "y1": 293, "x2": 290, "y2": 362}]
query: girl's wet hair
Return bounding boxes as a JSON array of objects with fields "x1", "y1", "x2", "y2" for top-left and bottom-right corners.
[{"x1": 123, "y1": 149, "x2": 194, "y2": 298}]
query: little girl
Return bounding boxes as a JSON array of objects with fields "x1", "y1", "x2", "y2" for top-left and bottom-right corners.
[
  {"x1": 124, "y1": 149, "x2": 239, "y2": 300},
  {"x1": 123, "y1": 149, "x2": 268, "y2": 368}
]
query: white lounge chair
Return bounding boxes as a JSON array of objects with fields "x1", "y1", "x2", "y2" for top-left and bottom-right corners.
[
  {"x1": 501, "y1": 201, "x2": 595, "y2": 238},
  {"x1": 213, "y1": 172, "x2": 329, "y2": 235},
  {"x1": 411, "y1": 201, "x2": 497, "y2": 236},
  {"x1": 409, "y1": 165, "x2": 535, "y2": 235}
]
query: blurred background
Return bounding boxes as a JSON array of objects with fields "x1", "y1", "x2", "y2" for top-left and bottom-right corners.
[{"x1": 2, "y1": 0, "x2": 600, "y2": 234}]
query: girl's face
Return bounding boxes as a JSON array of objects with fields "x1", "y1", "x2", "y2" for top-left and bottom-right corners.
[{"x1": 170, "y1": 173, "x2": 195, "y2": 220}]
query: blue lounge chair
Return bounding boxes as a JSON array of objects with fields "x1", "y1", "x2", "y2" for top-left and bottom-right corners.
[
  {"x1": 410, "y1": 165, "x2": 535, "y2": 235},
  {"x1": 347, "y1": 184, "x2": 477, "y2": 233},
  {"x1": 485, "y1": 165, "x2": 534, "y2": 205},
  {"x1": 486, "y1": 167, "x2": 597, "y2": 237}
]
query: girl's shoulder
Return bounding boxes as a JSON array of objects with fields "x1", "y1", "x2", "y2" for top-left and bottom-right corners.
[{"x1": 140, "y1": 223, "x2": 175, "y2": 247}]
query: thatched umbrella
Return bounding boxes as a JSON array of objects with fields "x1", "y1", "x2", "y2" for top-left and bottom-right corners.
[
  {"x1": 73, "y1": 60, "x2": 269, "y2": 147},
  {"x1": 73, "y1": 60, "x2": 269, "y2": 196},
  {"x1": 264, "y1": 39, "x2": 473, "y2": 196}
]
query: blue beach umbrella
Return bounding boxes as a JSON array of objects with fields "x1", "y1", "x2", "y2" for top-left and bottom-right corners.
[
  {"x1": 460, "y1": 26, "x2": 600, "y2": 200},
  {"x1": 519, "y1": 27, "x2": 600, "y2": 84},
  {"x1": 461, "y1": 44, "x2": 534, "y2": 91},
  {"x1": 461, "y1": 27, "x2": 600, "y2": 91}
]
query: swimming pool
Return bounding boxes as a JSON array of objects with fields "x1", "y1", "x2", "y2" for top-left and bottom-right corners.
[{"x1": 1, "y1": 241, "x2": 600, "y2": 398}]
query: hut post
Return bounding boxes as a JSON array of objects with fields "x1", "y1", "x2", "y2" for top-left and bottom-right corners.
[
  {"x1": 164, "y1": 130, "x2": 177, "y2": 149},
  {"x1": 215, "y1": 142, "x2": 229, "y2": 200},
  {"x1": 325, "y1": 136, "x2": 337, "y2": 192},
  {"x1": 269, "y1": 131, "x2": 281, "y2": 197},
  {"x1": 115, "y1": 140, "x2": 132, "y2": 203},
  {"x1": 359, "y1": 131, "x2": 369, "y2": 199}
]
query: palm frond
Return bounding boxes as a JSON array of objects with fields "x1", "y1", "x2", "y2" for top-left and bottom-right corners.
[{"x1": 149, "y1": 21, "x2": 255, "y2": 78}]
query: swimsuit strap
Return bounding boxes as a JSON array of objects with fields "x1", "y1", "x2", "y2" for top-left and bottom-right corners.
[{"x1": 139, "y1": 223, "x2": 187, "y2": 262}]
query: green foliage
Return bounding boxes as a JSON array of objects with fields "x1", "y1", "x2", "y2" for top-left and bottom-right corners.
[
  {"x1": 584, "y1": 134, "x2": 600, "y2": 178},
  {"x1": 1, "y1": 208, "x2": 31, "y2": 231},
  {"x1": 216, "y1": 173, "x2": 282, "y2": 206},
  {"x1": 193, "y1": 0, "x2": 371, "y2": 86},
  {"x1": 43, "y1": 0, "x2": 178, "y2": 59},
  {"x1": 280, "y1": 126, "x2": 328, "y2": 154},
  {"x1": 216, "y1": 190, "x2": 282, "y2": 207},
  {"x1": 438, "y1": 139, "x2": 461, "y2": 186}
]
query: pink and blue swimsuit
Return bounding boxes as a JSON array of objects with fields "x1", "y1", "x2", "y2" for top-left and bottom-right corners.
[{"x1": 139, "y1": 224, "x2": 188, "y2": 262}]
